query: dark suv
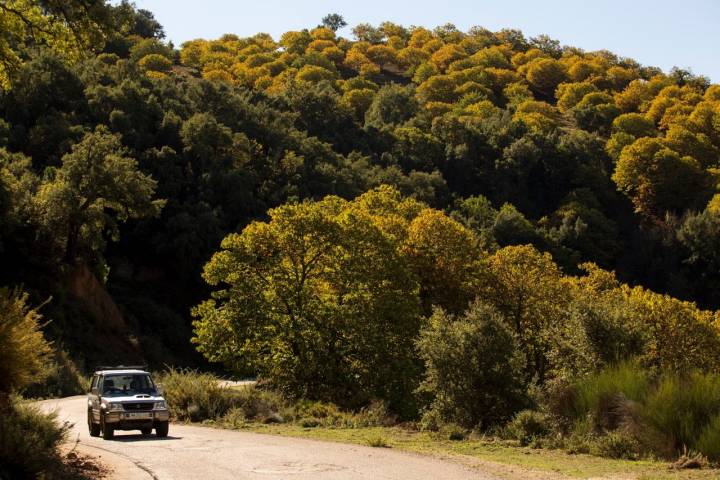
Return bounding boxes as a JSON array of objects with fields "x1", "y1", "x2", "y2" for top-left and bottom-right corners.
[{"x1": 87, "y1": 366, "x2": 169, "y2": 440}]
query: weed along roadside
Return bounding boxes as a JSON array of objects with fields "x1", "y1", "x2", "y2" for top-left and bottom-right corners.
[{"x1": 154, "y1": 369, "x2": 720, "y2": 480}]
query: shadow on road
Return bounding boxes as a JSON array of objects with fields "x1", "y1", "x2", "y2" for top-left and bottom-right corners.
[{"x1": 107, "y1": 434, "x2": 182, "y2": 442}]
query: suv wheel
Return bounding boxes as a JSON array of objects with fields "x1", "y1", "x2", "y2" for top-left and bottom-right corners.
[
  {"x1": 101, "y1": 417, "x2": 114, "y2": 440},
  {"x1": 88, "y1": 411, "x2": 100, "y2": 437},
  {"x1": 155, "y1": 421, "x2": 169, "y2": 438}
]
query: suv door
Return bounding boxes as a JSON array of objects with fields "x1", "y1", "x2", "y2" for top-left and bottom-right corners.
[{"x1": 90, "y1": 374, "x2": 102, "y2": 422}]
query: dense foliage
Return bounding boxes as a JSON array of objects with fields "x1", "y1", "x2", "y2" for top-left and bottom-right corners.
[{"x1": 2, "y1": 1, "x2": 720, "y2": 456}]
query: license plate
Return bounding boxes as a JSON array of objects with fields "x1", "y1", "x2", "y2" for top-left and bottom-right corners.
[{"x1": 124, "y1": 412, "x2": 153, "y2": 419}]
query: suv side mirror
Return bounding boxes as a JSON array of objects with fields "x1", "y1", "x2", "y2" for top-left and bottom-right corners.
[
  {"x1": 156, "y1": 384, "x2": 164, "y2": 395},
  {"x1": 91, "y1": 387, "x2": 99, "y2": 395}
]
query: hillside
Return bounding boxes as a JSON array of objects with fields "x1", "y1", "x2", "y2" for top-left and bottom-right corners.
[{"x1": 0, "y1": 3, "x2": 718, "y2": 371}]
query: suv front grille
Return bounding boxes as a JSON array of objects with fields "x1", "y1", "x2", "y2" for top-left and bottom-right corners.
[{"x1": 122, "y1": 402, "x2": 153, "y2": 411}]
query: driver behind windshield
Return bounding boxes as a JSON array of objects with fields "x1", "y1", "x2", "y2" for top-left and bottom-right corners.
[{"x1": 102, "y1": 374, "x2": 155, "y2": 395}]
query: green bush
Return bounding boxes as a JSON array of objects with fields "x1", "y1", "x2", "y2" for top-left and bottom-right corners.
[
  {"x1": 560, "y1": 364, "x2": 720, "y2": 460},
  {"x1": 365, "y1": 434, "x2": 390, "y2": 448},
  {"x1": 288, "y1": 399, "x2": 394, "y2": 428},
  {"x1": 593, "y1": 431, "x2": 639, "y2": 459},
  {"x1": 442, "y1": 424, "x2": 467, "y2": 441},
  {"x1": 508, "y1": 410, "x2": 551, "y2": 446},
  {"x1": 157, "y1": 368, "x2": 286, "y2": 423},
  {"x1": 417, "y1": 301, "x2": 527, "y2": 430},
  {"x1": 571, "y1": 361, "x2": 649, "y2": 430},
  {"x1": 642, "y1": 372, "x2": 720, "y2": 457},
  {"x1": 0, "y1": 401, "x2": 70, "y2": 479},
  {"x1": 156, "y1": 368, "x2": 232, "y2": 421},
  {"x1": 24, "y1": 348, "x2": 88, "y2": 399},
  {"x1": 0, "y1": 288, "x2": 52, "y2": 401},
  {"x1": 696, "y1": 414, "x2": 720, "y2": 461}
]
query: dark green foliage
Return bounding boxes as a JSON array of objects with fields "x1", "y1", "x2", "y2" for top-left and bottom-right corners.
[
  {"x1": 0, "y1": 402, "x2": 71, "y2": 480},
  {"x1": 508, "y1": 410, "x2": 551, "y2": 446},
  {"x1": 417, "y1": 302, "x2": 527, "y2": 429},
  {"x1": 23, "y1": 348, "x2": 88, "y2": 399},
  {"x1": 551, "y1": 364, "x2": 720, "y2": 460},
  {"x1": 156, "y1": 368, "x2": 286, "y2": 423},
  {"x1": 321, "y1": 13, "x2": 347, "y2": 32}
]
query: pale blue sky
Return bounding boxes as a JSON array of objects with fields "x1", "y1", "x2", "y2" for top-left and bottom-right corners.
[{"x1": 134, "y1": 0, "x2": 719, "y2": 82}]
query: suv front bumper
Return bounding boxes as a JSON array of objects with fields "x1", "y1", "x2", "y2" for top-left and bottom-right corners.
[{"x1": 104, "y1": 409, "x2": 169, "y2": 425}]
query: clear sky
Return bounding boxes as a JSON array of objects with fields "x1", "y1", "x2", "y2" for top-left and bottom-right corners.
[{"x1": 133, "y1": 0, "x2": 720, "y2": 82}]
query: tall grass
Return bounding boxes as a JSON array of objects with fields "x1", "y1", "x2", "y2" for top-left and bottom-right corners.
[
  {"x1": 642, "y1": 372, "x2": 720, "y2": 458},
  {"x1": 156, "y1": 368, "x2": 286, "y2": 422},
  {"x1": 562, "y1": 363, "x2": 720, "y2": 460},
  {"x1": 156, "y1": 369, "x2": 397, "y2": 429},
  {"x1": 572, "y1": 361, "x2": 650, "y2": 423}
]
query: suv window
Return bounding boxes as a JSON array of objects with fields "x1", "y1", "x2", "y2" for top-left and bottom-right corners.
[
  {"x1": 91, "y1": 375, "x2": 99, "y2": 391},
  {"x1": 102, "y1": 374, "x2": 155, "y2": 396}
]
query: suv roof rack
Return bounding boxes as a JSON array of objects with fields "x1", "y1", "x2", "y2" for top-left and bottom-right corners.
[{"x1": 94, "y1": 365, "x2": 148, "y2": 372}]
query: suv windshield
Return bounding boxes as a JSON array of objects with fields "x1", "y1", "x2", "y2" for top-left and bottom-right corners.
[{"x1": 102, "y1": 374, "x2": 155, "y2": 396}]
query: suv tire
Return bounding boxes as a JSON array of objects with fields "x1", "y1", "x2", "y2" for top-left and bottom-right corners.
[
  {"x1": 155, "y1": 421, "x2": 169, "y2": 438},
  {"x1": 101, "y1": 417, "x2": 114, "y2": 440},
  {"x1": 88, "y1": 411, "x2": 101, "y2": 437}
]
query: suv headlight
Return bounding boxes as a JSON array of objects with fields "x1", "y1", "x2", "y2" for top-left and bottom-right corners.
[
  {"x1": 154, "y1": 401, "x2": 166, "y2": 409},
  {"x1": 107, "y1": 402, "x2": 123, "y2": 411}
]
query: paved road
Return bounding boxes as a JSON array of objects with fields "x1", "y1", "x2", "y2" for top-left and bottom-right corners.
[{"x1": 39, "y1": 396, "x2": 495, "y2": 480}]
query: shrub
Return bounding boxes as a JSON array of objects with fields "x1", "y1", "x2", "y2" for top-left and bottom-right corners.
[
  {"x1": 419, "y1": 407, "x2": 443, "y2": 432},
  {"x1": 0, "y1": 288, "x2": 52, "y2": 401},
  {"x1": 156, "y1": 368, "x2": 231, "y2": 421},
  {"x1": 508, "y1": 410, "x2": 551, "y2": 446},
  {"x1": 0, "y1": 401, "x2": 70, "y2": 479},
  {"x1": 695, "y1": 414, "x2": 720, "y2": 461},
  {"x1": 642, "y1": 372, "x2": 720, "y2": 457},
  {"x1": 157, "y1": 369, "x2": 286, "y2": 423},
  {"x1": 593, "y1": 431, "x2": 639, "y2": 459},
  {"x1": 442, "y1": 424, "x2": 467, "y2": 441},
  {"x1": 24, "y1": 348, "x2": 88, "y2": 399},
  {"x1": 220, "y1": 407, "x2": 247, "y2": 429},
  {"x1": 417, "y1": 301, "x2": 527, "y2": 430},
  {"x1": 366, "y1": 434, "x2": 390, "y2": 448},
  {"x1": 289, "y1": 399, "x2": 395, "y2": 428},
  {"x1": 571, "y1": 361, "x2": 649, "y2": 430}
]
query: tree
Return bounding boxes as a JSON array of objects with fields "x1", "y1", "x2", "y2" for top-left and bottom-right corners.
[
  {"x1": 0, "y1": 0, "x2": 116, "y2": 89},
  {"x1": 612, "y1": 138, "x2": 714, "y2": 221},
  {"x1": 525, "y1": 58, "x2": 566, "y2": 96},
  {"x1": 321, "y1": 13, "x2": 347, "y2": 32},
  {"x1": 417, "y1": 301, "x2": 526, "y2": 429},
  {"x1": 402, "y1": 208, "x2": 479, "y2": 314},
  {"x1": 193, "y1": 189, "x2": 422, "y2": 414},
  {"x1": 477, "y1": 245, "x2": 570, "y2": 382},
  {"x1": 365, "y1": 84, "x2": 418, "y2": 129},
  {"x1": 34, "y1": 126, "x2": 163, "y2": 264}
]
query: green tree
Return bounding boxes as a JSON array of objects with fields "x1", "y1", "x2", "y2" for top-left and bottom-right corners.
[
  {"x1": 193, "y1": 189, "x2": 422, "y2": 414},
  {"x1": 321, "y1": 13, "x2": 347, "y2": 32},
  {"x1": 478, "y1": 245, "x2": 570, "y2": 382},
  {"x1": 34, "y1": 126, "x2": 163, "y2": 264},
  {"x1": 612, "y1": 138, "x2": 715, "y2": 220},
  {"x1": 0, "y1": 0, "x2": 116, "y2": 89},
  {"x1": 417, "y1": 301, "x2": 526, "y2": 429},
  {"x1": 365, "y1": 84, "x2": 418, "y2": 129}
]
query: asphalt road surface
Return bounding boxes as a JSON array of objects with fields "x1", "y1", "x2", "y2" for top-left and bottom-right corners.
[{"x1": 38, "y1": 396, "x2": 496, "y2": 480}]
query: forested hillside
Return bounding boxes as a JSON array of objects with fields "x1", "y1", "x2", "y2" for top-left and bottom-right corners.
[{"x1": 1, "y1": 1, "x2": 719, "y2": 373}]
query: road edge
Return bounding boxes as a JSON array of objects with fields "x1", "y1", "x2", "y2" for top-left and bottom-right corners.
[{"x1": 63, "y1": 440, "x2": 158, "y2": 480}]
